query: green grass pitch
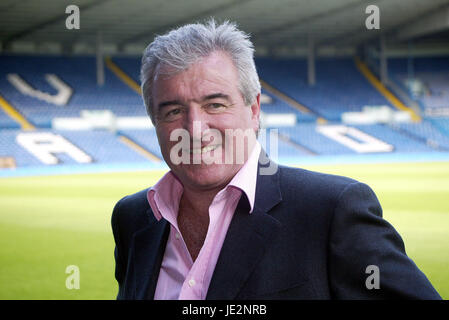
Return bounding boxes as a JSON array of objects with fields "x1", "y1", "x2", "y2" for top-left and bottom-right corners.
[{"x1": 0, "y1": 161, "x2": 448, "y2": 299}]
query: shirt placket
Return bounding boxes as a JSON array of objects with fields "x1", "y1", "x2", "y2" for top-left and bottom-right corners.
[{"x1": 178, "y1": 190, "x2": 229, "y2": 300}]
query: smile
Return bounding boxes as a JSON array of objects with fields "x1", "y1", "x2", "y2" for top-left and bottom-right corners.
[{"x1": 188, "y1": 144, "x2": 220, "y2": 154}]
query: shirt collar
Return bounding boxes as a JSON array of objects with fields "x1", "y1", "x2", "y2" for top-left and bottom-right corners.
[
  {"x1": 147, "y1": 171, "x2": 183, "y2": 224},
  {"x1": 147, "y1": 141, "x2": 261, "y2": 221},
  {"x1": 224, "y1": 141, "x2": 260, "y2": 213}
]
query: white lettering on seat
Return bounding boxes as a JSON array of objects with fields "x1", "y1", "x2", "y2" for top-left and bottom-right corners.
[
  {"x1": 16, "y1": 132, "x2": 92, "y2": 164},
  {"x1": 316, "y1": 125, "x2": 393, "y2": 153},
  {"x1": 7, "y1": 73, "x2": 73, "y2": 106}
]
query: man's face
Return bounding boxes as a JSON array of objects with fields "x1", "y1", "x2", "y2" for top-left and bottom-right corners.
[{"x1": 152, "y1": 50, "x2": 260, "y2": 192}]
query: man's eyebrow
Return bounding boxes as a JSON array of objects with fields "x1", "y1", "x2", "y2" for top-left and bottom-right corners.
[
  {"x1": 202, "y1": 93, "x2": 231, "y2": 101},
  {"x1": 157, "y1": 100, "x2": 182, "y2": 109},
  {"x1": 157, "y1": 94, "x2": 230, "y2": 109}
]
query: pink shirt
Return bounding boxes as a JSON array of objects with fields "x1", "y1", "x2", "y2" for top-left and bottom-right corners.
[{"x1": 147, "y1": 142, "x2": 261, "y2": 300}]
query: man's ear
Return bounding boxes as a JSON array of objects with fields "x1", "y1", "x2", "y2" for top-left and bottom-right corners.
[{"x1": 250, "y1": 93, "x2": 261, "y2": 130}]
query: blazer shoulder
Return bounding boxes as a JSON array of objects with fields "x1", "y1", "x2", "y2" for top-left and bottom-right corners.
[
  {"x1": 278, "y1": 165, "x2": 361, "y2": 199},
  {"x1": 112, "y1": 187, "x2": 155, "y2": 237},
  {"x1": 114, "y1": 188, "x2": 151, "y2": 212}
]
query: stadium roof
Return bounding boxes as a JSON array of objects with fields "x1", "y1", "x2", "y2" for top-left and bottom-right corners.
[{"x1": 1, "y1": 0, "x2": 448, "y2": 55}]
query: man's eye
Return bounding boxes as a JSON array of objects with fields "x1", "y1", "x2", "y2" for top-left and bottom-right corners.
[
  {"x1": 207, "y1": 103, "x2": 226, "y2": 111},
  {"x1": 167, "y1": 109, "x2": 180, "y2": 116},
  {"x1": 162, "y1": 108, "x2": 183, "y2": 121}
]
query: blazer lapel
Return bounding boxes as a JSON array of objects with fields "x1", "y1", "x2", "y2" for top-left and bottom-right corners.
[
  {"x1": 206, "y1": 156, "x2": 283, "y2": 300},
  {"x1": 131, "y1": 210, "x2": 169, "y2": 300}
]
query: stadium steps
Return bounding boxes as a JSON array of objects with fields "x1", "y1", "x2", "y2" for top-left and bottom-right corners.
[
  {"x1": 387, "y1": 57, "x2": 449, "y2": 116},
  {"x1": 354, "y1": 56, "x2": 420, "y2": 122},
  {"x1": 388, "y1": 121, "x2": 449, "y2": 152},
  {"x1": 117, "y1": 134, "x2": 162, "y2": 162},
  {"x1": 255, "y1": 57, "x2": 394, "y2": 121},
  {"x1": 259, "y1": 79, "x2": 326, "y2": 124},
  {"x1": 0, "y1": 94, "x2": 35, "y2": 130},
  {"x1": 277, "y1": 132, "x2": 318, "y2": 155},
  {"x1": 428, "y1": 118, "x2": 449, "y2": 138},
  {"x1": 105, "y1": 56, "x2": 141, "y2": 94}
]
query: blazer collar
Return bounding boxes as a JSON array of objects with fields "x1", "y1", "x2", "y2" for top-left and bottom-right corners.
[
  {"x1": 253, "y1": 151, "x2": 282, "y2": 214},
  {"x1": 206, "y1": 153, "x2": 283, "y2": 299},
  {"x1": 132, "y1": 213, "x2": 169, "y2": 300}
]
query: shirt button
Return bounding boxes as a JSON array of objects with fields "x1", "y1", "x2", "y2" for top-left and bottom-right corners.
[
  {"x1": 188, "y1": 279, "x2": 196, "y2": 287},
  {"x1": 175, "y1": 233, "x2": 181, "y2": 240}
]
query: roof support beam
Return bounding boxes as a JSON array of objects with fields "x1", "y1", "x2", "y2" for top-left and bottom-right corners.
[
  {"x1": 395, "y1": 5, "x2": 449, "y2": 41},
  {"x1": 322, "y1": 4, "x2": 449, "y2": 49},
  {"x1": 252, "y1": 0, "x2": 373, "y2": 46}
]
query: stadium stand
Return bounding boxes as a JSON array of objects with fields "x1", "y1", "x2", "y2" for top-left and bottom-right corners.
[
  {"x1": 352, "y1": 124, "x2": 436, "y2": 153},
  {"x1": 118, "y1": 129, "x2": 163, "y2": 159},
  {"x1": 112, "y1": 56, "x2": 317, "y2": 122},
  {"x1": 1, "y1": 54, "x2": 449, "y2": 169},
  {"x1": 0, "y1": 102, "x2": 21, "y2": 129},
  {"x1": 388, "y1": 57, "x2": 449, "y2": 113},
  {"x1": 279, "y1": 124, "x2": 356, "y2": 155},
  {"x1": 255, "y1": 57, "x2": 395, "y2": 121},
  {"x1": 0, "y1": 55, "x2": 146, "y2": 128},
  {"x1": 429, "y1": 118, "x2": 449, "y2": 137},
  {"x1": 110, "y1": 56, "x2": 141, "y2": 84},
  {"x1": 0, "y1": 129, "x2": 44, "y2": 167},
  {"x1": 0, "y1": 129, "x2": 151, "y2": 166},
  {"x1": 390, "y1": 120, "x2": 449, "y2": 151},
  {"x1": 261, "y1": 88, "x2": 315, "y2": 120}
]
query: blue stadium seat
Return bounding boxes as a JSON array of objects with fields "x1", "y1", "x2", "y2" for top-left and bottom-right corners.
[
  {"x1": 0, "y1": 55, "x2": 145, "y2": 128},
  {"x1": 118, "y1": 129, "x2": 163, "y2": 159},
  {"x1": 1, "y1": 55, "x2": 448, "y2": 169},
  {"x1": 0, "y1": 129, "x2": 151, "y2": 166},
  {"x1": 0, "y1": 107, "x2": 20, "y2": 129},
  {"x1": 256, "y1": 57, "x2": 393, "y2": 121},
  {"x1": 388, "y1": 57, "x2": 449, "y2": 112}
]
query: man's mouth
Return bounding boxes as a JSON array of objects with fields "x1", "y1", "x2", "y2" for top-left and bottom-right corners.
[{"x1": 187, "y1": 144, "x2": 220, "y2": 155}]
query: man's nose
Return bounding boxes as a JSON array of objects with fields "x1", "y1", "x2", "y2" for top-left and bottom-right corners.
[{"x1": 184, "y1": 105, "x2": 210, "y2": 140}]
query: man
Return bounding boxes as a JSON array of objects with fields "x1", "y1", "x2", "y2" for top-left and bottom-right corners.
[{"x1": 111, "y1": 19, "x2": 441, "y2": 300}]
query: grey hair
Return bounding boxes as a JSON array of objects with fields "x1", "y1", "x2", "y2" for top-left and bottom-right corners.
[{"x1": 140, "y1": 18, "x2": 261, "y2": 123}]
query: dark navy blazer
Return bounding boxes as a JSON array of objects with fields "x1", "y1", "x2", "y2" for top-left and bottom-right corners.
[{"x1": 111, "y1": 158, "x2": 441, "y2": 299}]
